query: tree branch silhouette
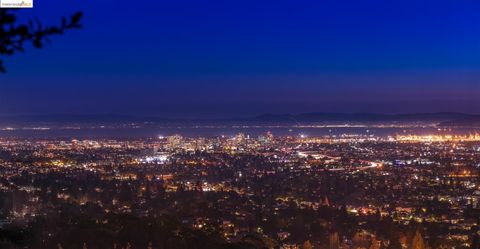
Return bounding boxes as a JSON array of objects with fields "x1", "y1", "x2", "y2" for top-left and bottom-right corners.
[{"x1": 0, "y1": 9, "x2": 82, "y2": 73}]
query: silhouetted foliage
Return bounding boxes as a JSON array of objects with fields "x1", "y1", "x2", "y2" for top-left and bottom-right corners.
[{"x1": 0, "y1": 9, "x2": 82, "y2": 72}]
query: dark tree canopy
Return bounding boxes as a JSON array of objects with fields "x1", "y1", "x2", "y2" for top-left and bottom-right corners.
[{"x1": 0, "y1": 9, "x2": 82, "y2": 72}]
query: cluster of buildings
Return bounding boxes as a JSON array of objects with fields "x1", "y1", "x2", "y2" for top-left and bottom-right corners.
[{"x1": 0, "y1": 132, "x2": 479, "y2": 248}]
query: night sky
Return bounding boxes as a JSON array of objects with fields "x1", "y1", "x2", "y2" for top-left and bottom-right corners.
[{"x1": 1, "y1": 0, "x2": 480, "y2": 118}]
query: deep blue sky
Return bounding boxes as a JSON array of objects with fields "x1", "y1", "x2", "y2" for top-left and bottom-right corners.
[{"x1": 1, "y1": 0, "x2": 480, "y2": 118}]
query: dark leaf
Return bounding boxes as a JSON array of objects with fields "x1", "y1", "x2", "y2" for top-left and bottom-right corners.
[{"x1": 71, "y1": 12, "x2": 83, "y2": 24}]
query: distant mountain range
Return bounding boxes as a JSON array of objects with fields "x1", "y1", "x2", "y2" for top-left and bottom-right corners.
[
  {"x1": 1, "y1": 112, "x2": 480, "y2": 127},
  {"x1": 252, "y1": 112, "x2": 477, "y2": 123}
]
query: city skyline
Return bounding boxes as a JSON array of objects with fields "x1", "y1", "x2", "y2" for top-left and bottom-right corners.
[{"x1": 2, "y1": 2, "x2": 480, "y2": 248}]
